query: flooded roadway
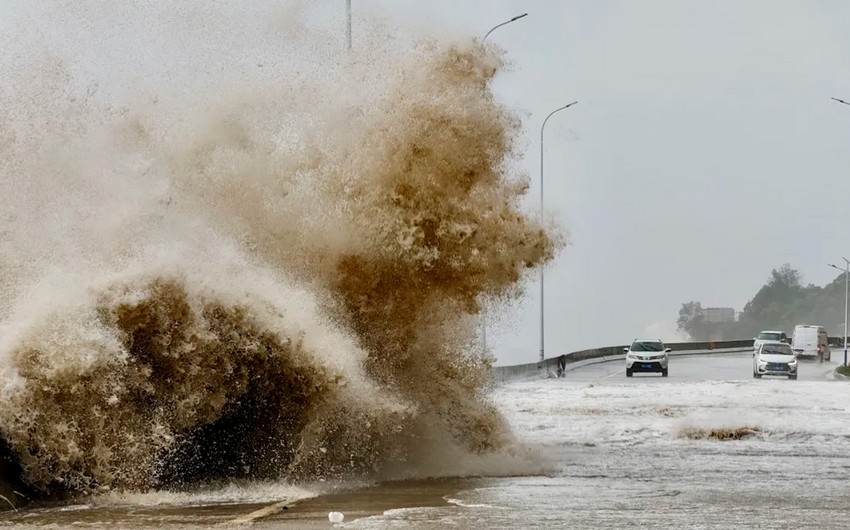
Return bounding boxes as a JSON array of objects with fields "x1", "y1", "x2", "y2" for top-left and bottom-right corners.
[{"x1": 3, "y1": 352, "x2": 850, "y2": 528}]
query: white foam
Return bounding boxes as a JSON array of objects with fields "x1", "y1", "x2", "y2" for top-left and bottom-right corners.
[
  {"x1": 495, "y1": 378, "x2": 850, "y2": 455},
  {"x1": 91, "y1": 481, "x2": 317, "y2": 508}
]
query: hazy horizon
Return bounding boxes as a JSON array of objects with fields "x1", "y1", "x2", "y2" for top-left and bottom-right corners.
[{"x1": 356, "y1": 0, "x2": 850, "y2": 364}]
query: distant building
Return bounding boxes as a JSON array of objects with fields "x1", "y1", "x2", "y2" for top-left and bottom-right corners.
[{"x1": 704, "y1": 307, "x2": 735, "y2": 323}]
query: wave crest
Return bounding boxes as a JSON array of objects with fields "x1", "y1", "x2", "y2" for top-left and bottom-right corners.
[{"x1": 0, "y1": 3, "x2": 560, "y2": 497}]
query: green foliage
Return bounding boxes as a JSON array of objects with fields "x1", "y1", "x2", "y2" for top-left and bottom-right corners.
[
  {"x1": 677, "y1": 301, "x2": 704, "y2": 339},
  {"x1": 679, "y1": 264, "x2": 847, "y2": 340}
]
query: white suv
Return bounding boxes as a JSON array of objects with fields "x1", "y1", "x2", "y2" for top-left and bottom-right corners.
[
  {"x1": 753, "y1": 330, "x2": 788, "y2": 352},
  {"x1": 753, "y1": 340, "x2": 798, "y2": 379},
  {"x1": 625, "y1": 339, "x2": 671, "y2": 377}
]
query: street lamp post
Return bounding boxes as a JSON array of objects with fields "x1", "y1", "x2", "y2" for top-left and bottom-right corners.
[
  {"x1": 346, "y1": 0, "x2": 352, "y2": 51},
  {"x1": 482, "y1": 13, "x2": 528, "y2": 43},
  {"x1": 539, "y1": 102, "x2": 578, "y2": 364},
  {"x1": 478, "y1": 13, "x2": 527, "y2": 356},
  {"x1": 829, "y1": 258, "x2": 850, "y2": 366},
  {"x1": 830, "y1": 96, "x2": 849, "y2": 365}
]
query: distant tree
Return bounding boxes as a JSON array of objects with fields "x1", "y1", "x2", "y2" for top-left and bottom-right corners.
[
  {"x1": 677, "y1": 301, "x2": 704, "y2": 340},
  {"x1": 740, "y1": 264, "x2": 804, "y2": 332},
  {"x1": 768, "y1": 263, "x2": 801, "y2": 290},
  {"x1": 675, "y1": 264, "x2": 847, "y2": 343}
]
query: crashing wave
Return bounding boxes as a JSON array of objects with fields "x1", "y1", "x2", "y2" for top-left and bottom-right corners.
[{"x1": 0, "y1": 2, "x2": 560, "y2": 497}]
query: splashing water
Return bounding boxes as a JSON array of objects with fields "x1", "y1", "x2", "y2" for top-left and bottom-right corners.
[{"x1": 0, "y1": 2, "x2": 560, "y2": 497}]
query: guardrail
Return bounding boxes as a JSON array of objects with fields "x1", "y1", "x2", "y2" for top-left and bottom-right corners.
[{"x1": 491, "y1": 339, "x2": 755, "y2": 384}]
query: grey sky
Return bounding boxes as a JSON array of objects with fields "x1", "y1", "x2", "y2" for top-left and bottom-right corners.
[
  {"x1": 4, "y1": 1, "x2": 850, "y2": 366},
  {"x1": 360, "y1": 0, "x2": 850, "y2": 364}
]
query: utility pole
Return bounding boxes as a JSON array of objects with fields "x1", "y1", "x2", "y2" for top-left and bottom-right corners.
[
  {"x1": 482, "y1": 13, "x2": 528, "y2": 43},
  {"x1": 539, "y1": 102, "x2": 578, "y2": 363},
  {"x1": 841, "y1": 258, "x2": 850, "y2": 366},
  {"x1": 346, "y1": 0, "x2": 352, "y2": 51},
  {"x1": 478, "y1": 13, "x2": 527, "y2": 357},
  {"x1": 831, "y1": 259, "x2": 850, "y2": 366},
  {"x1": 829, "y1": 97, "x2": 850, "y2": 365}
]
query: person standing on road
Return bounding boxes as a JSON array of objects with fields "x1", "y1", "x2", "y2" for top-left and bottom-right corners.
[{"x1": 557, "y1": 354, "x2": 567, "y2": 377}]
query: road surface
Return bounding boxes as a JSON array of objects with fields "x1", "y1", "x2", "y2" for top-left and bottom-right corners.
[
  {"x1": 568, "y1": 349, "x2": 837, "y2": 382},
  {"x1": 3, "y1": 352, "x2": 850, "y2": 528}
]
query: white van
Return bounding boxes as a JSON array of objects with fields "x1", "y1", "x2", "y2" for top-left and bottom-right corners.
[{"x1": 791, "y1": 325, "x2": 830, "y2": 361}]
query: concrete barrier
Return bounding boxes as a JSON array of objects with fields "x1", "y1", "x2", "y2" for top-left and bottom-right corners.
[
  {"x1": 829, "y1": 336, "x2": 847, "y2": 348},
  {"x1": 491, "y1": 339, "x2": 755, "y2": 384}
]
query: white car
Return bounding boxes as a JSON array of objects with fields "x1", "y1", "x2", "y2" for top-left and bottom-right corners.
[
  {"x1": 625, "y1": 339, "x2": 671, "y2": 377},
  {"x1": 753, "y1": 340, "x2": 798, "y2": 380},
  {"x1": 753, "y1": 330, "x2": 788, "y2": 352}
]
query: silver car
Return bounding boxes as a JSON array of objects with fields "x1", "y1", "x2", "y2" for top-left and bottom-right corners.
[
  {"x1": 752, "y1": 330, "x2": 788, "y2": 352},
  {"x1": 625, "y1": 339, "x2": 671, "y2": 377},
  {"x1": 753, "y1": 340, "x2": 798, "y2": 380}
]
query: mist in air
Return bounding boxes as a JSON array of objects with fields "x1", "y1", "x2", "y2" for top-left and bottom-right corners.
[{"x1": 0, "y1": 2, "x2": 559, "y2": 495}]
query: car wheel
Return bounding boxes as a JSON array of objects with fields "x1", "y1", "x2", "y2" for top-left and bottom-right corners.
[
  {"x1": 753, "y1": 372, "x2": 761, "y2": 378},
  {"x1": 788, "y1": 374, "x2": 797, "y2": 380},
  {"x1": 661, "y1": 369, "x2": 668, "y2": 377},
  {"x1": 626, "y1": 368, "x2": 633, "y2": 377}
]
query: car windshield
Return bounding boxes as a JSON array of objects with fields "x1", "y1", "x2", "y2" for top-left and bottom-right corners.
[
  {"x1": 757, "y1": 332, "x2": 781, "y2": 341},
  {"x1": 632, "y1": 341, "x2": 664, "y2": 352},
  {"x1": 761, "y1": 344, "x2": 793, "y2": 355}
]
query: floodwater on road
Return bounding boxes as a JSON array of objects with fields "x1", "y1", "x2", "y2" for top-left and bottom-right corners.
[{"x1": 4, "y1": 353, "x2": 850, "y2": 529}]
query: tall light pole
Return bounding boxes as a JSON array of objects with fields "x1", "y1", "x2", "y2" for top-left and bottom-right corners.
[
  {"x1": 829, "y1": 258, "x2": 850, "y2": 366},
  {"x1": 346, "y1": 0, "x2": 352, "y2": 51},
  {"x1": 830, "y1": 97, "x2": 849, "y2": 365},
  {"x1": 482, "y1": 13, "x2": 528, "y2": 43},
  {"x1": 478, "y1": 13, "x2": 527, "y2": 356},
  {"x1": 539, "y1": 101, "x2": 578, "y2": 364}
]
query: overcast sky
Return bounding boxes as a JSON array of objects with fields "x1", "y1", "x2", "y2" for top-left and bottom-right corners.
[
  {"x1": 4, "y1": 1, "x2": 850, "y2": 366},
  {"x1": 355, "y1": 0, "x2": 850, "y2": 364}
]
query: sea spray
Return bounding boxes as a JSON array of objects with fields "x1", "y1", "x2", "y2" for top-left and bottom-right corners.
[{"x1": 0, "y1": 2, "x2": 561, "y2": 496}]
